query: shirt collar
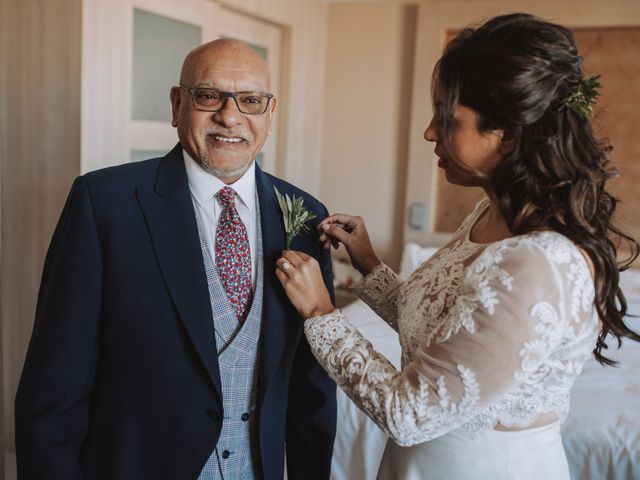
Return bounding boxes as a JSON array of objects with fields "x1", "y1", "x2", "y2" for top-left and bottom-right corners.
[{"x1": 183, "y1": 149, "x2": 256, "y2": 211}]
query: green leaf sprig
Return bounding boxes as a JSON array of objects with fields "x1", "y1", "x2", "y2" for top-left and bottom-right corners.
[
  {"x1": 560, "y1": 74, "x2": 602, "y2": 120},
  {"x1": 274, "y1": 186, "x2": 318, "y2": 249}
]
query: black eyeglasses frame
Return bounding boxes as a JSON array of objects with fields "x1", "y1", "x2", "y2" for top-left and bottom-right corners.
[{"x1": 178, "y1": 84, "x2": 274, "y2": 115}]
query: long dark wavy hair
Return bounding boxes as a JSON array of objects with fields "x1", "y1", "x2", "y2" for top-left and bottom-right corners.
[{"x1": 434, "y1": 13, "x2": 639, "y2": 365}]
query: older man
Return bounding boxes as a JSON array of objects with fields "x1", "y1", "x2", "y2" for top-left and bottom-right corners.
[{"x1": 16, "y1": 39, "x2": 336, "y2": 479}]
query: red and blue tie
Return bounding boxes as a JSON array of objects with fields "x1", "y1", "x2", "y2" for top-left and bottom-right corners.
[{"x1": 215, "y1": 187, "x2": 252, "y2": 320}]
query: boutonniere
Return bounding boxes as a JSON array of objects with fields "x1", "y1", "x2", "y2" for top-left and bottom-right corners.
[{"x1": 274, "y1": 186, "x2": 318, "y2": 249}]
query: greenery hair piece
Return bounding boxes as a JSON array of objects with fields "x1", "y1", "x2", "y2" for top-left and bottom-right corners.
[{"x1": 560, "y1": 74, "x2": 602, "y2": 120}]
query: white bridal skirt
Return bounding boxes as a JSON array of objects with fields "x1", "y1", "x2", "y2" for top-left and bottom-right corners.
[{"x1": 376, "y1": 421, "x2": 570, "y2": 480}]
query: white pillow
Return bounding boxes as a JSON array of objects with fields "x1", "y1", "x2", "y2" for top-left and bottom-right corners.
[{"x1": 399, "y1": 242, "x2": 439, "y2": 279}]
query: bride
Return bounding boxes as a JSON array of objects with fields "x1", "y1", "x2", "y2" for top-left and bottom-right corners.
[{"x1": 275, "y1": 13, "x2": 639, "y2": 480}]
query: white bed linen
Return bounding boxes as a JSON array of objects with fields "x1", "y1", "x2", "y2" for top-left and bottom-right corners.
[
  {"x1": 330, "y1": 299, "x2": 640, "y2": 480},
  {"x1": 561, "y1": 304, "x2": 640, "y2": 480}
]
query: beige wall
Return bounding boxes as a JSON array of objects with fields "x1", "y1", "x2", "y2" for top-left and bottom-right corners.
[
  {"x1": 321, "y1": 0, "x2": 640, "y2": 256},
  {"x1": 219, "y1": 0, "x2": 330, "y2": 194},
  {"x1": 320, "y1": 2, "x2": 416, "y2": 268}
]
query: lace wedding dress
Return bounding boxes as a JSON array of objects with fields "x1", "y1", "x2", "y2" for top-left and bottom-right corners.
[{"x1": 305, "y1": 199, "x2": 599, "y2": 479}]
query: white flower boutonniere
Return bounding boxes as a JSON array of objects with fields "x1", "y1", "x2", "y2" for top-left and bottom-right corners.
[{"x1": 274, "y1": 186, "x2": 318, "y2": 249}]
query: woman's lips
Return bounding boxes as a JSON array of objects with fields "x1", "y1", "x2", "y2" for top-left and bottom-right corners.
[{"x1": 434, "y1": 148, "x2": 446, "y2": 168}]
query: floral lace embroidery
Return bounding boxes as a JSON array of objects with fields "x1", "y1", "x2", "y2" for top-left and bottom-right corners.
[
  {"x1": 305, "y1": 314, "x2": 483, "y2": 446},
  {"x1": 304, "y1": 200, "x2": 598, "y2": 445},
  {"x1": 354, "y1": 263, "x2": 404, "y2": 330},
  {"x1": 354, "y1": 200, "x2": 489, "y2": 339}
]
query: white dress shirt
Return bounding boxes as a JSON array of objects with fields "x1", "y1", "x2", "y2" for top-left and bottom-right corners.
[{"x1": 183, "y1": 150, "x2": 258, "y2": 287}]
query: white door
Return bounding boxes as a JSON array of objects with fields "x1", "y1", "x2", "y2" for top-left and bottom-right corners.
[
  {"x1": 81, "y1": 0, "x2": 283, "y2": 175},
  {"x1": 129, "y1": 0, "x2": 220, "y2": 162}
]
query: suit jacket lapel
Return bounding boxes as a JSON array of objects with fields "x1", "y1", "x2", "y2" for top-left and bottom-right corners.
[
  {"x1": 137, "y1": 145, "x2": 222, "y2": 402},
  {"x1": 255, "y1": 167, "x2": 291, "y2": 406}
]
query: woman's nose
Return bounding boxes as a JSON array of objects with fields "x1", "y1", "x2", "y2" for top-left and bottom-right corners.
[{"x1": 424, "y1": 116, "x2": 439, "y2": 142}]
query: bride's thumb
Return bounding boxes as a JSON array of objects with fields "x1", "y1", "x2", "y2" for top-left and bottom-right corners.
[{"x1": 322, "y1": 222, "x2": 350, "y2": 246}]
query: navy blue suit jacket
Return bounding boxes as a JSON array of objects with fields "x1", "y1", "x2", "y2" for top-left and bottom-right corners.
[{"x1": 15, "y1": 145, "x2": 337, "y2": 479}]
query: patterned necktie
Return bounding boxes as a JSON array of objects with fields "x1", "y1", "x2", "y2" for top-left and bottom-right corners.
[{"x1": 215, "y1": 186, "x2": 252, "y2": 320}]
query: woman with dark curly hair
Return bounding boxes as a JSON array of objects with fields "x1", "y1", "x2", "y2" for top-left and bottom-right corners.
[{"x1": 275, "y1": 13, "x2": 639, "y2": 479}]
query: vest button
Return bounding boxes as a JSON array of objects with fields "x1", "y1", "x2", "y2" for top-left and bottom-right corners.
[
  {"x1": 222, "y1": 450, "x2": 230, "y2": 459},
  {"x1": 241, "y1": 412, "x2": 249, "y2": 422}
]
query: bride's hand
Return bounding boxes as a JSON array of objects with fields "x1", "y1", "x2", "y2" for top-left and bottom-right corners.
[
  {"x1": 318, "y1": 214, "x2": 381, "y2": 277},
  {"x1": 275, "y1": 250, "x2": 335, "y2": 319}
]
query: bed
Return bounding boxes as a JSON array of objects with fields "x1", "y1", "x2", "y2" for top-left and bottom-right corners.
[{"x1": 330, "y1": 244, "x2": 640, "y2": 480}]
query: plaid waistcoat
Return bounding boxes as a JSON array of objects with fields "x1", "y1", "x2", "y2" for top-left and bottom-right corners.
[{"x1": 195, "y1": 204, "x2": 264, "y2": 480}]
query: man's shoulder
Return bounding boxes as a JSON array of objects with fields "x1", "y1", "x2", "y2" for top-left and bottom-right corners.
[{"x1": 83, "y1": 156, "x2": 163, "y2": 188}]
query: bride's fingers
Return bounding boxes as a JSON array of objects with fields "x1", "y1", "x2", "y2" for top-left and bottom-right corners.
[
  {"x1": 318, "y1": 218, "x2": 353, "y2": 249},
  {"x1": 276, "y1": 257, "x2": 294, "y2": 275},
  {"x1": 277, "y1": 250, "x2": 311, "y2": 276},
  {"x1": 321, "y1": 222, "x2": 351, "y2": 245},
  {"x1": 318, "y1": 214, "x2": 357, "y2": 232},
  {"x1": 321, "y1": 237, "x2": 337, "y2": 250},
  {"x1": 277, "y1": 251, "x2": 301, "y2": 273},
  {"x1": 324, "y1": 213, "x2": 357, "y2": 226},
  {"x1": 282, "y1": 250, "x2": 304, "y2": 266},
  {"x1": 275, "y1": 266, "x2": 289, "y2": 284}
]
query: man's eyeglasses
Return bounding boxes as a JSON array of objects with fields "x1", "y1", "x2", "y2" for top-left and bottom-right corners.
[{"x1": 178, "y1": 85, "x2": 274, "y2": 115}]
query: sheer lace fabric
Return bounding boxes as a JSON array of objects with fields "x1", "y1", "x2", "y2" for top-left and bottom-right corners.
[{"x1": 304, "y1": 200, "x2": 598, "y2": 447}]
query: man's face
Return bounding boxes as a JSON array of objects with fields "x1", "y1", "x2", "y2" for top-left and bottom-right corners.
[{"x1": 171, "y1": 45, "x2": 276, "y2": 183}]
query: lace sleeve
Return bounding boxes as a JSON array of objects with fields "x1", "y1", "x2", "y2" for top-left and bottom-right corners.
[
  {"x1": 304, "y1": 233, "x2": 595, "y2": 446},
  {"x1": 353, "y1": 263, "x2": 404, "y2": 330}
]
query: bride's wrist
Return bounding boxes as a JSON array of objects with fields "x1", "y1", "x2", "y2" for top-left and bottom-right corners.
[
  {"x1": 306, "y1": 302, "x2": 336, "y2": 319},
  {"x1": 357, "y1": 255, "x2": 382, "y2": 277}
]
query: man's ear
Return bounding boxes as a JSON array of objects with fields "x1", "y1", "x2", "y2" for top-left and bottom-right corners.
[
  {"x1": 170, "y1": 87, "x2": 180, "y2": 128},
  {"x1": 499, "y1": 129, "x2": 515, "y2": 155},
  {"x1": 269, "y1": 97, "x2": 277, "y2": 116},
  {"x1": 268, "y1": 97, "x2": 277, "y2": 135}
]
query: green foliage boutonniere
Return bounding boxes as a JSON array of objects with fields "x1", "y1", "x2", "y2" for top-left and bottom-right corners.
[{"x1": 274, "y1": 186, "x2": 318, "y2": 249}]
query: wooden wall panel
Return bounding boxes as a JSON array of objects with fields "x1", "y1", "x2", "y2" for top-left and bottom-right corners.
[
  {"x1": 575, "y1": 28, "x2": 640, "y2": 262},
  {"x1": 433, "y1": 26, "x2": 640, "y2": 252},
  {"x1": 1, "y1": 0, "x2": 5, "y2": 472},
  {"x1": 1, "y1": 0, "x2": 82, "y2": 459},
  {"x1": 321, "y1": 2, "x2": 416, "y2": 269}
]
